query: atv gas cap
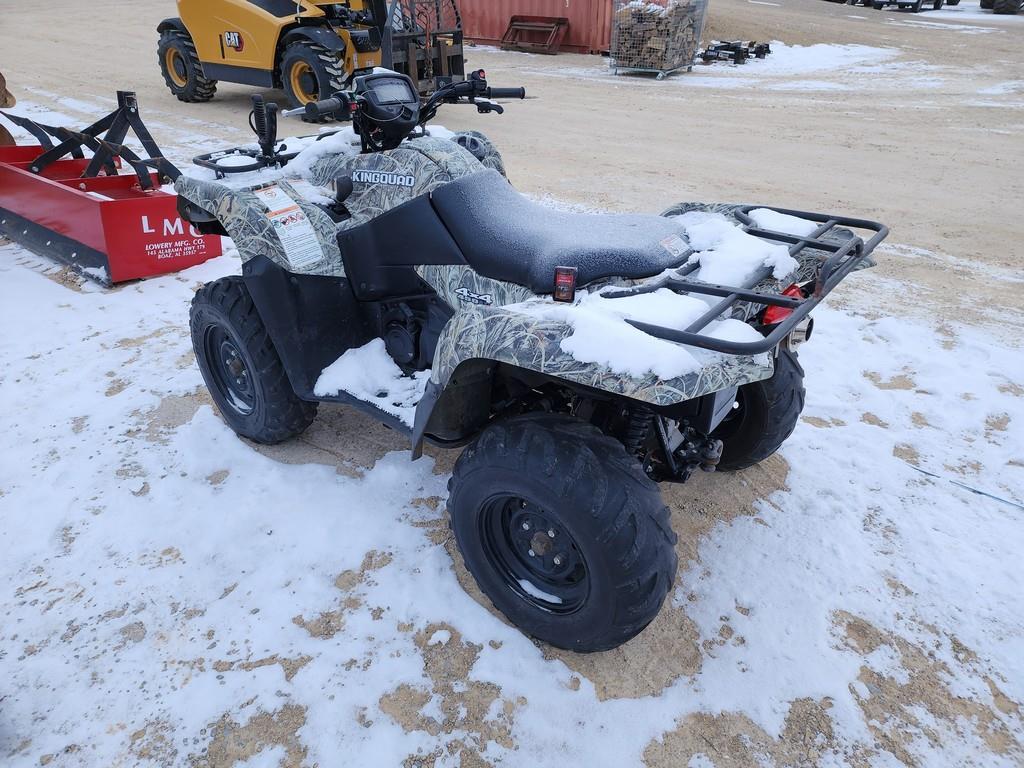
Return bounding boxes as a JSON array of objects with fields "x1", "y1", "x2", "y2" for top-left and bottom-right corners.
[{"x1": 553, "y1": 267, "x2": 577, "y2": 303}]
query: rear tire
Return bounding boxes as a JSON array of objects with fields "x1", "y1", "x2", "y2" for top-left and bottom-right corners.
[
  {"x1": 992, "y1": 0, "x2": 1021, "y2": 13},
  {"x1": 158, "y1": 29, "x2": 217, "y2": 103},
  {"x1": 190, "y1": 277, "x2": 316, "y2": 444},
  {"x1": 280, "y1": 41, "x2": 347, "y2": 114},
  {"x1": 447, "y1": 413, "x2": 678, "y2": 653},
  {"x1": 980, "y1": 0, "x2": 994, "y2": 8},
  {"x1": 933, "y1": 0, "x2": 944, "y2": 8},
  {"x1": 712, "y1": 347, "x2": 806, "y2": 471}
]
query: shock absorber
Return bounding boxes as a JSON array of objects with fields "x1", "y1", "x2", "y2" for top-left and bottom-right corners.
[{"x1": 622, "y1": 407, "x2": 654, "y2": 458}]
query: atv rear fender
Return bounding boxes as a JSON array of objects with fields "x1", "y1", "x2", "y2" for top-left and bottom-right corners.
[{"x1": 410, "y1": 302, "x2": 775, "y2": 457}]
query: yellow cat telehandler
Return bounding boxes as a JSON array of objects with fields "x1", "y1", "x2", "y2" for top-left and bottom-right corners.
[{"x1": 157, "y1": 0, "x2": 465, "y2": 108}]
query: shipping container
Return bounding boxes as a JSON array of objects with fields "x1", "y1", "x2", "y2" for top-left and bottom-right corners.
[{"x1": 458, "y1": 0, "x2": 614, "y2": 55}]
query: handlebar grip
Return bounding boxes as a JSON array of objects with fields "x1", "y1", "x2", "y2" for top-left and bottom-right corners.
[
  {"x1": 485, "y1": 87, "x2": 526, "y2": 100},
  {"x1": 305, "y1": 97, "x2": 343, "y2": 119}
]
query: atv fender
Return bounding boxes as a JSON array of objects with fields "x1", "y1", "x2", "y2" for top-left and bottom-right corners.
[
  {"x1": 174, "y1": 176, "x2": 345, "y2": 277},
  {"x1": 410, "y1": 303, "x2": 775, "y2": 457},
  {"x1": 157, "y1": 17, "x2": 187, "y2": 34}
]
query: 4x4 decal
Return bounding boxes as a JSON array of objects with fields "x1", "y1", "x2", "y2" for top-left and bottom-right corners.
[{"x1": 454, "y1": 286, "x2": 493, "y2": 306}]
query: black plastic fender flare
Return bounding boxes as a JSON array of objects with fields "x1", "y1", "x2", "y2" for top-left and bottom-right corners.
[
  {"x1": 279, "y1": 25, "x2": 348, "y2": 55},
  {"x1": 157, "y1": 17, "x2": 187, "y2": 35}
]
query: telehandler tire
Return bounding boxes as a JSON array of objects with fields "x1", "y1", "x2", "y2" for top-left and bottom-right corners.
[
  {"x1": 992, "y1": 0, "x2": 1022, "y2": 13},
  {"x1": 190, "y1": 277, "x2": 316, "y2": 444},
  {"x1": 158, "y1": 29, "x2": 217, "y2": 103},
  {"x1": 712, "y1": 347, "x2": 806, "y2": 471},
  {"x1": 980, "y1": 0, "x2": 994, "y2": 9},
  {"x1": 447, "y1": 413, "x2": 678, "y2": 653},
  {"x1": 280, "y1": 41, "x2": 347, "y2": 113}
]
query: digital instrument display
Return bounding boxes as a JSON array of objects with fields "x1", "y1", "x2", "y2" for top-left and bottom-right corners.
[{"x1": 370, "y1": 78, "x2": 416, "y2": 105}]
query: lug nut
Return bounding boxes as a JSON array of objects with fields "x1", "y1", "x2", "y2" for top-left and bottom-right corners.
[
  {"x1": 547, "y1": 529, "x2": 555, "y2": 538},
  {"x1": 522, "y1": 521, "x2": 531, "y2": 531},
  {"x1": 528, "y1": 549, "x2": 535, "y2": 557},
  {"x1": 553, "y1": 555, "x2": 563, "y2": 566}
]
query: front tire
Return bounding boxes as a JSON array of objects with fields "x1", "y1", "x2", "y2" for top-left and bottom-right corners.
[
  {"x1": 190, "y1": 277, "x2": 316, "y2": 444},
  {"x1": 158, "y1": 29, "x2": 217, "y2": 103},
  {"x1": 992, "y1": 0, "x2": 1021, "y2": 13},
  {"x1": 447, "y1": 414, "x2": 678, "y2": 653},
  {"x1": 712, "y1": 347, "x2": 806, "y2": 471},
  {"x1": 980, "y1": 0, "x2": 994, "y2": 8}
]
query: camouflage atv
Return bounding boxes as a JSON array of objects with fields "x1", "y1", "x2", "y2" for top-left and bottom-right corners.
[{"x1": 177, "y1": 70, "x2": 888, "y2": 652}]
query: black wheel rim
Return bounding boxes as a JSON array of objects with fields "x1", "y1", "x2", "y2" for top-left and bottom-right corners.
[
  {"x1": 204, "y1": 325, "x2": 255, "y2": 416},
  {"x1": 479, "y1": 495, "x2": 589, "y2": 615},
  {"x1": 172, "y1": 55, "x2": 188, "y2": 82},
  {"x1": 299, "y1": 71, "x2": 318, "y2": 99}
]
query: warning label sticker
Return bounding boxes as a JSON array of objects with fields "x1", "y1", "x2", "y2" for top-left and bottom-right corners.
[
  {"x1": 253, "y1": 184, "x2": 323, "y2": 270},
  {"x1": 659, "y1": 234, "x2": 689, "y2": 259}
]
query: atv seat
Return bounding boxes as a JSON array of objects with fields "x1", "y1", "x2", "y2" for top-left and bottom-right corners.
[{"x1": 430, "y1": 170, "x2": 692, "y2": 294}]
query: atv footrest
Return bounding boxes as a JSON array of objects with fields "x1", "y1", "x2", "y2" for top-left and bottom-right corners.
[{"x1": 602, "y1": 206, "x2": 887, "y2": 355}]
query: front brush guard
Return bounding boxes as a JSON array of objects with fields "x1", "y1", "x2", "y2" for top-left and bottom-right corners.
[{"x1": 602, "y1": 206, "x2": 888, "y2": 355}]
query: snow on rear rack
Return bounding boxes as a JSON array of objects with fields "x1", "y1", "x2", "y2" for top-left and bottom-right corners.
[{"x1": 602, "y1": 206, "x2": 888, "y2": 356}]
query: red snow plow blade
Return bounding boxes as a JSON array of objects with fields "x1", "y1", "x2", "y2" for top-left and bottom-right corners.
[{"x1": 0, "y1": 91, "x2": 220, "y2": 286}]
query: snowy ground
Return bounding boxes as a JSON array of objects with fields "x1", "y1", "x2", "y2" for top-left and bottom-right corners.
[
  {"x1": 2, "y1": 22, "x2": 1024, "y2": 766},
  {"x1": 2, "y1": 225, "x2": 1022, "y2": 767},
  {"x1": 505, "y1": 40, "x2": 971, "y2": 95}
]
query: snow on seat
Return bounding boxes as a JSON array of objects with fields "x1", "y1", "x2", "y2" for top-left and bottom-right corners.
[{"x1": 430, "y1": 170, "x2": 693, "y2": 294}]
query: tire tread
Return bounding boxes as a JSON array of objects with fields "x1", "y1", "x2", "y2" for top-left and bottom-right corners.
[
  {"x1": 190, "y1": 277, "x2": 316, "y2": 444},
  {"x1": 158, "y1": 30, "x2": 217, "y2": 102},
  {"x1": 448, "y1": 413, "x2": 677, "y2": 652}
]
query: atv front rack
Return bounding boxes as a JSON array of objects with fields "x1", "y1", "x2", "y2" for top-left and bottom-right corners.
[{"x1": 603, "y1": 206, "x2": 888, "y2": 355}]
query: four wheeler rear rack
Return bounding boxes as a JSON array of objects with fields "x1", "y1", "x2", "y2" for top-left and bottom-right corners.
[{"x1": 602, "y1": 207, "x2": 888, "y2": 355}]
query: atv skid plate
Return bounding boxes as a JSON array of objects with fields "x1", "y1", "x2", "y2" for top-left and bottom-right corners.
[{"x1": 0, "y1": 91, "x2": 221, "y2": 286}]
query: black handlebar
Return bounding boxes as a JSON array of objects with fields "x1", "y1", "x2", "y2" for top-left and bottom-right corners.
[
  {"x1": 485, "y1": 87, "x2": 526, "y2": 100},
  {"x1": 305, "y1": 97, "x2": 345, "y2": 120}
]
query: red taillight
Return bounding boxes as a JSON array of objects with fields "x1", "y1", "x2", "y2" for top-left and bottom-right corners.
[
  {"x1": 763, "y1": 284, "x2": 805, "y2": 325},
  {"x1": 553, "y1": 266, "x2": 577, "y2": 302}
]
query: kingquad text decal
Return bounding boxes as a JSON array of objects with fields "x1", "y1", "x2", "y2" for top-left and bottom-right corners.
[
  {"x1": 454, "y1": 287, "x2": 494, "y2": 306},
  {"x1": 351, "y1": 170, "x2": 416, "y2": 188}
]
